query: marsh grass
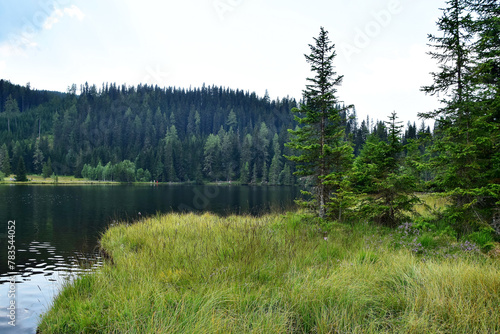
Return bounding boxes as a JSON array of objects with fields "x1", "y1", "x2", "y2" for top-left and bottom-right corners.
[
  {"x1": 0, "y1": 174, "x2": 120, "y2": 184},
  {"x1": 38, "y1": 212, "x2": 499, "y2": 333}
]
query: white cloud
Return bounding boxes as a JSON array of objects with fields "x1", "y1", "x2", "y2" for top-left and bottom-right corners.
[
  {"x1": 64, "y1": 5, "x2": 85, "y2": 21},
  {"x1": 43, "y1": 5, "x2": 85, "y2": 30},
  {"x1": 0, "y1": 36, "x2": 38, "y2": 57},
  {"x1": 43, "y1": 9, "x2": 63, "y2": 30},
  {"x1": 0, "y1": 5, "x2": 85, "y2": 66}
]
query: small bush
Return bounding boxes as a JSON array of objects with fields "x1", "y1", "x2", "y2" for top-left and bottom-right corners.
[{"x1": 467, "y1": 227, "x2": 496, "y2": 252}]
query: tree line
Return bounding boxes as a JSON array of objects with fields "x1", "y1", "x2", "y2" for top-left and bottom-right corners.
[
  {"x1": 287, "y1": 0, "x2": 498, "y2": 239},
  {"x1": 0, "y1": 78, "x2": 428, "y2": 185}
]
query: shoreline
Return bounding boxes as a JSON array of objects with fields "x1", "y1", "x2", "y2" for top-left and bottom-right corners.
[{"x1": 0, "y1": 175, "x2": 291, "y2": 186}]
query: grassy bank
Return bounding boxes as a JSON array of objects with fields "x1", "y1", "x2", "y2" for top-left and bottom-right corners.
[
  {"x1": 0, "y1": 175, "x2": 240, "y2": 185},
  {"x1": 38, "y1": 212, "x2": 499, "y2": 333},
  {"x1": 0, "y1": 174, "x2": 121, "y2": 184}
]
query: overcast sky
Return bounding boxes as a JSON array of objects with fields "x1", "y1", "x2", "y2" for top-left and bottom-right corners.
[{"x1": 0, "y1": 0, "x2": 446, "y2": 125}]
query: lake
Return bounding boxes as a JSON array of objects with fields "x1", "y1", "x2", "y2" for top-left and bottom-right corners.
[{"x1": 0, "y1": 184, "x2": 299, "y2": 334}]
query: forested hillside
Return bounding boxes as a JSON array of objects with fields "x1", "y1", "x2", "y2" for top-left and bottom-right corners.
[
  {"x1": 0, "y1": 79, "x2": 426, "y2": 184},
  {"x1": 0, "y1": 80, "x2": 298, "y2": 183}
]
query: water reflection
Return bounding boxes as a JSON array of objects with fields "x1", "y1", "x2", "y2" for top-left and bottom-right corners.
[
  {"x1": 0, "y1": 240, "x2": 103, "y2": 334},
  {"x1": 1, "y1": 241, "x2": 103, "y2": 283}
]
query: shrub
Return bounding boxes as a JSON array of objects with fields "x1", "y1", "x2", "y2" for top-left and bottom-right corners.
[{"x1": 467, "y1": 227, "x2": 496, "y2": 252}]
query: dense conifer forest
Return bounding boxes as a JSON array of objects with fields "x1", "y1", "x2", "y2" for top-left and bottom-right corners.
[{"x1": 0, "y1": 79, "x2": 426, "y2": 185}]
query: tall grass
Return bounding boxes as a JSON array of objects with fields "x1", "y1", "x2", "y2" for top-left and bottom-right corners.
[{"x1": 38, "y1": 212, "x2": 500, "y2": 333}]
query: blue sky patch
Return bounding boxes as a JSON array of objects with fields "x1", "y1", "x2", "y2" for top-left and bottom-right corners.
[{"x1": 0, "y1": 0, "x2": 61, "y2": 42}]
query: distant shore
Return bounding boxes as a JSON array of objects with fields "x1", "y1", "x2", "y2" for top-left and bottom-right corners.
[
  {"x1": 0, "y1": 175, "x2": 120, "y2": 185},
  {"x1": 0, "y1": 175, "x2": 282, "y2": 186}
]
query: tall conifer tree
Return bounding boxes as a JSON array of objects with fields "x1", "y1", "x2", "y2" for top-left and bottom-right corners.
[
  {"x1": 286, "y1": 27, "x2": 353, "y2": 218},
  {"x1": 421, "y1": 0, "x2": 500, "y2": 229},
  {"x1": 16, "y1": 156, "x2": 28, "y2": 182},
  {"x1": 0, "y1": 144, "x2": 11, "y2": 176}
]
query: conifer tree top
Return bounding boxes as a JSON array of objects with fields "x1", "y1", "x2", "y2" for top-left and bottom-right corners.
[{"x1": 303, "y1": 27, "x2": 343, "y2": 106}]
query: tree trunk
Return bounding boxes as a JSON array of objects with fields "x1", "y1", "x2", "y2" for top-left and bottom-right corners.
[
  {"x1": 319, "y1": 101, "x2": 326, "y2": 218},
  {"x1": 319, "y1": 183, "x2": 325, "y2": 218}
]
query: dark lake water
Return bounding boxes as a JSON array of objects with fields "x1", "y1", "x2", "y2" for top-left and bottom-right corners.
[{"x1": 0, "y1": 184, "x2": 299, "y2": 333}]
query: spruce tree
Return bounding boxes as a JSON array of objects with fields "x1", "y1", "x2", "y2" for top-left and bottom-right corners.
[
  {"x1": 421, "y1": 0, "x2": 499, "y2": 230},
  {"x1": 16, "y1": 156, "x2": 28, "y2": 182},
  {"x1": 285, "y1": 27, "x2": 353, "y2": 218},
  {"x1": 164, "y1": 125, "x2": 179, "y2": 182},
  {"x1": 353, "y1": 112, "x2": 420, "y2": 226},
  {"x1": 2, "y1": 95, "x2": 20, "y2": 133},
  {"x1": 221, "y1": 129, "x2": 238, "y2": 181},
  {"x1": 261, "y1": 161, "x2": 268, "y2": 184},
  {"x1": 468, "y1": 0, "x2": 500, "y2": 203},
  {"x1": 203, "y1": 133, "x2": 221, "y2": 180},
  {"x1": 42, "y1": 158, "x2": 53, "y2": 179},
  {"x1": 279, "y1": 164, "x2": 293, "y2": 186},
  {"x1": 269, "y1": 134, "x2": 282, "y2": 185},
  {"x1": 240, "y1": 134, "x2": 253, "y2": 182},
  {"x1": 251, "y1": 162, "x2": 258, "y2": 184},
  {"x1": 469, "y1": 0, "x2": 500, "y2": 90},
  {"x1": 420, "y1": 0, "x2": 475, "y2": 189},
  {"x1": 32, "y1": 141, "x2": 45, "y2": 174},
  {"x1": 0, "y1": 144, "x2": 11, "y2": 176},
  {"x1": 240, "y1": 162, "x2": 250, "y2": 185}
]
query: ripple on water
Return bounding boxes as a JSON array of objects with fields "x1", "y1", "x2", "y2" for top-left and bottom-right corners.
[{"x1": 1, "y1": 239, "x2": 104, "y2": 334}]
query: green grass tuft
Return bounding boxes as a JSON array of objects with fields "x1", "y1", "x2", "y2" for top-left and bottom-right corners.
[{"x1": 38, "y1": 212, "x2": 500, "y2": 333}]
